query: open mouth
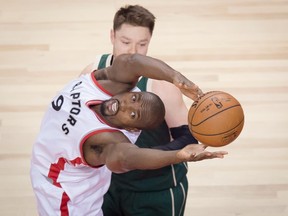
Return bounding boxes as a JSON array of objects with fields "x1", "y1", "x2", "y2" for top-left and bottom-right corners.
[
  {"x1": 105, "y1": 99, "x2": 119, "y2": 115},
  {"x1": 111, "y1": 100, "x2": 118, "y2": 113}
]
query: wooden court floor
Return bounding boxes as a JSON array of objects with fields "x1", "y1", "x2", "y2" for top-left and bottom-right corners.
[{"x1": 0, "y1": 0, "x2": 288, "y2": 215}]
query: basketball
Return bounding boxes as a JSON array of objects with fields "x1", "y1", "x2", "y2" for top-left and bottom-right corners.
[{"x1": 188, "y1": 91, "x2": 244, "y2": 147}]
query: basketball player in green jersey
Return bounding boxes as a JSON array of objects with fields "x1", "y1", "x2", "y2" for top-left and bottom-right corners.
[{"x1": 81, "y1": 5, "x2": 200, "y2": 216}]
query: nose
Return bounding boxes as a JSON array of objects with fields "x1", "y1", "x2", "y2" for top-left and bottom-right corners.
[{"x1": 128, "y1": 44, "x2": 137, "y2": 54}]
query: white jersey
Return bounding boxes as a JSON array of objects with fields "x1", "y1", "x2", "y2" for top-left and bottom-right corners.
[{"x1": 30, "y1": 72, "x2": 140, "y2": 216}]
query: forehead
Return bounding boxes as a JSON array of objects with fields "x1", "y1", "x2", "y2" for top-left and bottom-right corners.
[
  {"x1": 113, "y1": 91, "x2": 137, "y2": 98},
  {"x1": 114, "y1": 92, "x2": 148, "y2": 101},
  {"x1": 114, "y1": 24, "x2": 151, "y2": 41},
  {"x1": 121, "y1": 91, "x2": 142, "y2": 97}
]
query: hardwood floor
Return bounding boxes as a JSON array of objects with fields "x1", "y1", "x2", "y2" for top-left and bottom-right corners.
[{"x1": 0, "y1": 0, "x2": 287, "y2": 215}]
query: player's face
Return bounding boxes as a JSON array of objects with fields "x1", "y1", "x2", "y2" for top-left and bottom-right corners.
[
  {"x1": 111, "y1": 23, "x2": 152, "y2": 58},
  {"x1": 101, "y1": 92, "x2": 154, "y2": 129}
]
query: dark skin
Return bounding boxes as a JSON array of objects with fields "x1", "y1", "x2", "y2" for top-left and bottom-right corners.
[
  {"x1": 92, "y1": 91, "x2": 164, "y2": 130},
  {"x1": 82, "y1": 54, "x2": 228, "y2": 173}
]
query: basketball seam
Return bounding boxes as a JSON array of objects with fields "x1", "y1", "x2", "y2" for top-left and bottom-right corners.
[
  {"x1": 191, "y1": 117, "x2": 244, "y2": 136},
  {"x1": 192, "y1": 104, "x2": 241, "y2": 127}
]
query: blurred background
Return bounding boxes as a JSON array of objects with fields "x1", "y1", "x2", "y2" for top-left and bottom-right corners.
[{"x1": 0, "y1": 0, "x2": 288, "y2": 215}]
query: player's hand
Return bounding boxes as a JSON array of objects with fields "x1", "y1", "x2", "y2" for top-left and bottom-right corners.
[
  {"x1": 176, "y1": 144, "x2": 228, "y2": 162},
  {"x1": 172, "y1": 72, "x2": 203, "y2": 101}
]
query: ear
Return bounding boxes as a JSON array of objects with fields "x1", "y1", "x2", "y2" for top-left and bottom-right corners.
[{"x1": 110, "y1": 29, "x2": 115, "y2": 44}]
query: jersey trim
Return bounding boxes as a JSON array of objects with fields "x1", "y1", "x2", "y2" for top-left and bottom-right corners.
[
  {"x1": 48, "y1": 157, "x2": 66, "y2": 188},
  {"x1": 98, "y1": 54, "x2": 113, "y2": 68},
  {"x1": 171, "y1": 164, "x2": 177, "y2": 187},
  {"x1": 169, "y1": 188, "x2": 175, "y2": 216},
  {"x1": 179, "y1": 182, "x2": 186, "y2": 216},
  {"x1": 90, "y1": 72, "x2": 113, "y2": 96},
  {"x1": 48, "y1": 157, "x2": 84, "y2": 188},
  {"x1": 60, "y1": 192, "x2": 70, "y2": 216}
]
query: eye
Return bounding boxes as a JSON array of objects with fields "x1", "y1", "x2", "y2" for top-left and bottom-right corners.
[
  {"x1": 140, "y1": 43, "x2": 147, "y2": 47},
  {"x1": 122, "y1": 41, "x2": 130, "y2": 45},
  {"x1": 130, "y1": 111, "x2": 136, "y2": 119},
  {"x1": 131, "y1": 95, "x2": 137, "y2": 102}
]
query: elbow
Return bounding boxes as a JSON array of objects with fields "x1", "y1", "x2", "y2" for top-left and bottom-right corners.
[
  {"x1": 128, "y1": 54, "x2": 144, "y2": 67},
  {"x1": 114, "y1": 53, "x2": 141, "y2": 66},
  {"x1": 105, "y1": 150, "x2": 134, "y2": 174}
]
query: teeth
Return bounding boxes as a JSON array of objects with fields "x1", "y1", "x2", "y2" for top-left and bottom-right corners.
[{"x1": 112, "y1": 102, "x2": 117, "y2": 112}]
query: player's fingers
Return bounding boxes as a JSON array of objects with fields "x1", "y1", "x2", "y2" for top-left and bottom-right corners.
[
  {"x1": 215, "y1": 151, "x2": 228, "y2": 155},
  {"x1": 195, "y1": 151, "x2": 228, "y2": 161},
  {"x1": 218, "y1": 151, "x2": 228, "y2": 156},
  {"x1": 190, "y1": 94, "x2": 198, "y2": 102},
  {"x1": 193, "y1": 152, "x2": 211, "y2": 160},
  {"x1": 211, "y1": 151, "x2": 228, "y2": 158},
  {"x1": 201, "y1": 144, "x2": 208, "y2": 149},
  {"x1": 197, "y1": 88, "x2": 204, "y2": 96}
]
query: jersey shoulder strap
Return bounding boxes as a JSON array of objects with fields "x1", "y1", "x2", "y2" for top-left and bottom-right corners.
[
  {"x1": 98, "y1": 54, "x2": 112, "y2": 69},
  {"x1": 137, "y1": 77, "x2": 148, "y2": 91}
]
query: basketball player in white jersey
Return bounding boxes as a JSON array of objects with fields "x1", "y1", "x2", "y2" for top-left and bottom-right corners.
[{"x1": 30, "y1": 53, "x2": 228, "y2": 216}]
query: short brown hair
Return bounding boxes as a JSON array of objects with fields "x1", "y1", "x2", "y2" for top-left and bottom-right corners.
[{"x1": 113, "y1": 5, "x2": 156, "y2": 35}]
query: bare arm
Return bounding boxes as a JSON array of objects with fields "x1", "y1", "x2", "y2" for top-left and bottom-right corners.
[
  {"x1": 83, "y1": 131, "x2": 228, "y2": 174},
  {"x1": 106, "y1": 54, "x2": 203, "y2": 101},
  {"x1": 104, "y1": 142, "x2": 227, "y2": 174},
  {"x1": 104, "y1": 142, "x2": 182, "y2": 173},
  {"x1": 151, "y1": 80, "x2": 188, "y2": 127}
]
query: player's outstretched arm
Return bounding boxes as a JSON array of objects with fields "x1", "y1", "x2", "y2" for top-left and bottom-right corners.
[
  {"x1": 83, "y1": 132, "x2": 228, "y2": 174},
  {"x1": 106, "y1": 143, "x2": 228, "y2": 173},
  {"x1": 108, "y1": 54, "x2": 203, "y2": 101}
]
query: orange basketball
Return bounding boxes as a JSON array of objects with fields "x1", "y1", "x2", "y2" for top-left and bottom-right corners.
[{"x1": 188, "y1": 91, "x2": 244, "y2": 147}]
